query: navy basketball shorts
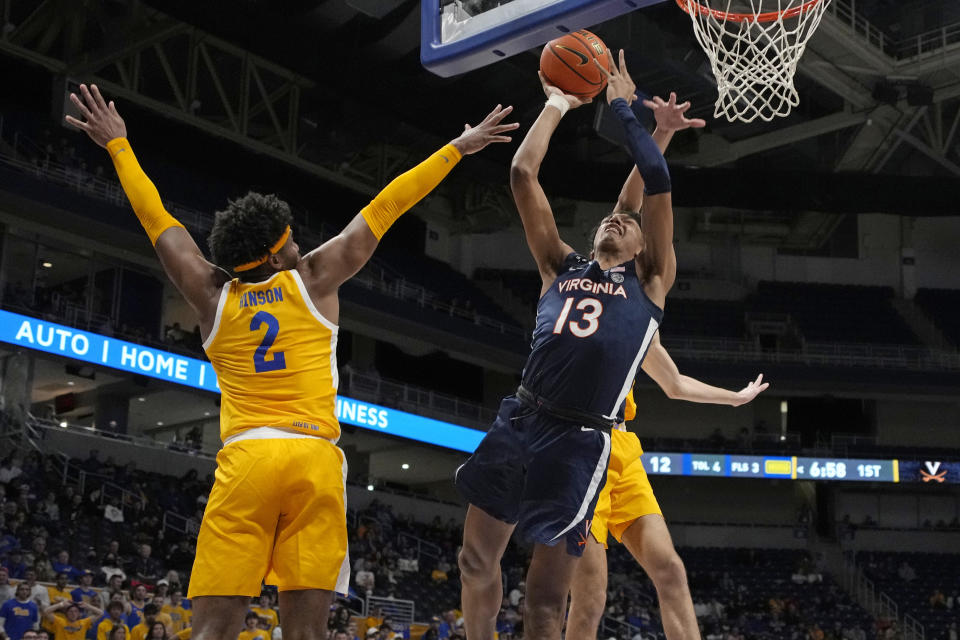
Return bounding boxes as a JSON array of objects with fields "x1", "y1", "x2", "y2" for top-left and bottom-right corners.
[{"x1": 455, "y1": 395, "x2": 612, "y2": 556}]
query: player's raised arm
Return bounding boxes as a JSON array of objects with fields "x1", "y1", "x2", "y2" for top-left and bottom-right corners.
[
  {"x1": 641, "y1": 334, "x2": 769, "y2": 406},
  {"x1": 300, "y1": 105, "x2": 518, "y2": 294},
  {"x1": 66, "y1": 85, "x2": 227, "y2": 329},
  {"x1": 510, "y1": 75, "x2": 591, "y2": 290},
  {"x1": 615, "y1": 93, "x2": 705, "y2": 213},
  {"x1": 599, "y1": 52, "x2": 676, "y2": 308}
]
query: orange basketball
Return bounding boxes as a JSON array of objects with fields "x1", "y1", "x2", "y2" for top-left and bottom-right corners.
[{"x1": 539, "y1": 30, "x2": 613, "y2": 99}]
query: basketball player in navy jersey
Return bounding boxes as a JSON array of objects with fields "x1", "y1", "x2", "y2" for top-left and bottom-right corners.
[{"x1": 455, "y1": 52, "x2": 676, "y2": 640}]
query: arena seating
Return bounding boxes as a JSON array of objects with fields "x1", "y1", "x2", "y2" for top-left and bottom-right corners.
[
  {"x1": 1, "y1": 440, "x2": 885, "y2": 640},
  {"x1": 661, "y1": 298, "x2": 746, "y2": 339},
  {"x1": 915, "y1": 288, "x2": 960, "y2": 348},
  {"x1": 749, "y1": 281, "x2": 919, "y2": 345},
  {"x1": 605, "y1": 545, "x2": 875, "y2": 640},
  {"x1": 858, "y1": 551, "x2": 960, "y2": 640}
]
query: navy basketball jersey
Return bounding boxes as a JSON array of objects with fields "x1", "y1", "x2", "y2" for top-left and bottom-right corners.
[{"x1": 521, "y1": 252, "x2": 663, "y2": 422}]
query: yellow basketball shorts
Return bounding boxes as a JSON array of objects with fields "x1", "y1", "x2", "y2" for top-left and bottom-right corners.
[
  {"x1": 590, "y1": 429, "x2": 662, "y2": 547},
  {"x1": 188, "y1": 436, "x2": 349, "y2": 597}
]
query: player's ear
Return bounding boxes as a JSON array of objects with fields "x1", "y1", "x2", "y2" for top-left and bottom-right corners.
[{"x1": 267, "y1": 253, "x2": 284, "y2": 270}]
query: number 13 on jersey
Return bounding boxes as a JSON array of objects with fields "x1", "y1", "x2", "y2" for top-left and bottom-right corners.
[{"x1": 553, "y1": 297, "x2": 604, "y2": 338}]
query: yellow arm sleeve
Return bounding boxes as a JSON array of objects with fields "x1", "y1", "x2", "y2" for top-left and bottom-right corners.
[
  {"x1": 106, "y1": 137, "x2": 185, "y2": 246},
  {"x1": 361, "y1": 143, "x2": 462, "y2": 239}
]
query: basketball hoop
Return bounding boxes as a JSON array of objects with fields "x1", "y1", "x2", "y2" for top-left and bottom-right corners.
[{"x1": 676, "y1": 0, "x2": 832, "y2": 123}]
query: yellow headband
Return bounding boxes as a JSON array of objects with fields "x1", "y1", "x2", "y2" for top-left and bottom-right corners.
[{"x1": 234, "y1": 226, "x2": 291, "y2": 273}]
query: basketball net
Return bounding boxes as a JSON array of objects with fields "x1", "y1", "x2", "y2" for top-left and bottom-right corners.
[{"x1": 677, "y1": 0, "x2": 832, "y2": 123}]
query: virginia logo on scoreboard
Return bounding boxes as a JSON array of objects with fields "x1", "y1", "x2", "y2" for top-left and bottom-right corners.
[{"x1": 921, "y1": 461, "x2": 947, "y2": 483}]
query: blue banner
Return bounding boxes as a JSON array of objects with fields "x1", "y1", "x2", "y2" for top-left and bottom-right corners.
[{"x1": 0, "y1": 309, "x2": 485, "y2": 452}]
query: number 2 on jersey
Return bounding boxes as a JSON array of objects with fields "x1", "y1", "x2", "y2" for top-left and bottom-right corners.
[
  {"x1": 250, "y1": 311, "x2": 287, "y2": 373},
  {"x1": 552, "y1": 297, "x2": 604, "y2": 337}
]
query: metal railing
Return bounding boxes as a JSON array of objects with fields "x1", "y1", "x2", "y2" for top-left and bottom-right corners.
[
  {"x1": 32, "y1": 414, "x2": 220, "y2": 458},
  {"x1": 366, "y1": 595, "x2": 415, "y2": 626},
  {"x1": 397, "y1": 532, "x2": 442, "y2": 562},
  {"x1": 828, "y1": 0, "x2": 960, "y2": 60},
  {"x1": 827, "y1": 0, "x2": 889, "y2": 54},
  {"x1": 343, "y1": 370, "x2": 497, "y2": 429},
  {"x1": 662, "y1": 335, "x2": 960, "y2": 372},
  {"x1": 840, "y1": 558, "x2": 925, "y2": 640},
  {"x1": 162, "y1": 510, "x2": 200, "y2": 537}
]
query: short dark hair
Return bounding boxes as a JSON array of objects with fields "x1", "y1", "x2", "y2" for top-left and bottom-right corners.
[
  {"x1": 587, "y1": 209, "x2": 643, "y2": 254},
  {"x1": 108, "y1": 601, "x2": 125, "y2": 613},
  {"x1": 207, "y1": 192, "x2": 293, "y2": 272},
  {"x1": 65, "y1": 603, "x2": 81, "y2": 613},
  {"x1": 246, "y1": 611, "x2": 261, "y2": 622}
]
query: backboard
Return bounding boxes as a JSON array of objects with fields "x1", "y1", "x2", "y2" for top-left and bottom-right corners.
[{"x1": 421, "y1": 0, "x2": 666, "y2": 77}]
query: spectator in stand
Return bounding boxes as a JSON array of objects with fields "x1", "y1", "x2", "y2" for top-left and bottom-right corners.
[
  {"x1": 251, "y1": 593, "x2": 277, "y2": 636},
  {"x1": 327, "y1": 604, "x2": 349, "y2": 634},
  {"x1": 0, "y1": 457, "x2": 23, "y2": 485},
  {"x1": 37, "y1": 495, "x2": 58, "y2": 526},
  {"x1": 5, "y1": 551, "x2": 26, "y2": 580},
  {"x1": 127, "y1": 586, "x2": 148, "y2": 628},
  {"x1": 421, "y1": 617, "x2": 440, "y2": 640},
  {"x1": 20, "y1": 571, "x2": 50, "y2": 611},
  {"x1": 21, "y1": 632, "x2": 38, "y2": 640},
  {"x1": 436, "y1": 611, "x2": 455, "y2": 640},
  {"x1": 237, "y1": 612, "x2": 267, "y2": 640},
  {"x1": 333, "y1": 630, "x2": 350, "y2": 640},
  {"x1": 107, "y1": 627, "x2": 128, "y2": 640},
  {"x1": 0, "y1": 569, "x2": 15, "y2": 604},
  {"x1": 144, "y1": 622, "x2": 167, "y2": 639},
  {"x1": 26, "y1": 541, "x2": 53, "y2": 583},
  {"x1": 41, "y1": 600, "x2": 101, "y2": 639},
  {"x1": 896, "y1": 561, "x2": 916, "y2": 583},
  {"x1": 354, "y1": 563, "x2": 374, "y2": 595},
  {"x1": 129, "y1": 604, "x2": 170, "y2": 640},
  {"x1": 128, "y1": 547, "x2": 158, "y2": 585},
  {"x1": 160, "y1": 591, "x2": 190, "y2": 634},
  {"x1": 70, "y1": 571, "x2": 98, "y2": 605},
  {"x1": 96, "y1": 602, "x2": 129, "y2": 640},
  {"x1": 99, "y1": 557, "x2": 126, "y2": 587},
  {"x1": 931, "y1": 589, "x2": 947, "y2": 609},
  {"x1": 1, "y1": 583, "x2": 39, "y2": 640},
  {"x1": 45, "y1": 575, "x2": 71, "y2": 607}
]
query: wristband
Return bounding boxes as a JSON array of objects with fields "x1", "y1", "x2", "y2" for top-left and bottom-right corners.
[{"x1": 545, "y1": 94, "x2": 570, "y2": 118}]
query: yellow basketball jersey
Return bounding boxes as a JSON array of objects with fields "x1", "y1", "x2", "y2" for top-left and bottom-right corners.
[{"x1": 204, "y1": 269, "x2": 339, "y2": 442}]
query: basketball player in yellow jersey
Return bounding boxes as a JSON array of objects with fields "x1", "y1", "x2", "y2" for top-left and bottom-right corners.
[
  {"x1": 566, "y1": 336, "x2": 767, "y2": 640},
  {"x1": 563, "y1": 94, "x2": 766, "y2": 640},
  {"x1": 66, "y1": 83, "x2": 518, "y2": 640}
]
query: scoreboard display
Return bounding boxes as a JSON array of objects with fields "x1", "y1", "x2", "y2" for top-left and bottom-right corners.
[{"x1": 641, "y1": 453, "x2": 923, "y2": 483}]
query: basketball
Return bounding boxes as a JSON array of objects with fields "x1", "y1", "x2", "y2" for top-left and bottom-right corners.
[{"x1": 539, "y1": 30, "x2": 613, "y2": 99}]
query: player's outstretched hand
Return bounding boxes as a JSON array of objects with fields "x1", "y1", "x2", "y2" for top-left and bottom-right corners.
[
  {"x1": 732, "y1": 373, "x2": 769, "y2": 407},
  {"x1": 450, "y1": 104, "x2": 520, "y2": 156},
  {"x1": 597, "y1": 49, "x2": 636, "y2": 106},
  {"x1": 64, "y1": 84, "x2": 127, "y2": 149},
  {"x1": 643, "y1": 92, "x2": 706, "y2": 132},
  {"x1": 539, "y1": 71, "x2": 592, "y2": 109}
]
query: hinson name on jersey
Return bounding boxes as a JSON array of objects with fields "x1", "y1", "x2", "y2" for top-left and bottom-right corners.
[{"x1": 522, "y1": 253, "x2": 663, "y2": 423}]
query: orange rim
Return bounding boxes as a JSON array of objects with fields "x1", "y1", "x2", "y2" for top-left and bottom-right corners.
[{"x1": 675, "y1": 0, "x2": 824, "y2": 23}]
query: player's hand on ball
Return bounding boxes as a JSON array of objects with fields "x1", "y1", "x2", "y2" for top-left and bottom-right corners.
[
  {"x1": 450, "y1": 104, "x2": 520, "y2": 156},
  {"x1": 643, "y1": 92, "x2": 706, "y2": 132},
  {"x1": 732, "y1": 373, "x2": 769, "y2": 407},
  {"x1": 597, "y1": 50, "x2": 636, "y2": 106},
  {"x1": 65, "y1": 84, "x2": 127, "y2": 149},
  {"x1": 538, "y1": 72, "x2": 592, "y2": 109}
]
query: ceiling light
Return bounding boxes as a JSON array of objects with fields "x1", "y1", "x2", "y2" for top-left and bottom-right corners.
[
  {"x1": 66, "y1": 381, "x2": 75, "y2": 386},
  {"x1": 41, "y1": 261, "x2": 53, "y2": 268},
  {"x1": 156, "y1": 421, "x2": 164, "y2": 426},
  {"x1": 366, "y1": 484, "x2": 374, "y2": 491},
  {"x1": 137, "y1": 397, "x2": 145, "y2": 402},
  {"x1": 203, "y1": 411, "x2": 211, "y2": 416},
  {"x1": 401, "y1": 463, "x2": 410, "y2": 470},
  {"x1": 59, "y1": 421, "x2": 67, "y2": 428}
]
